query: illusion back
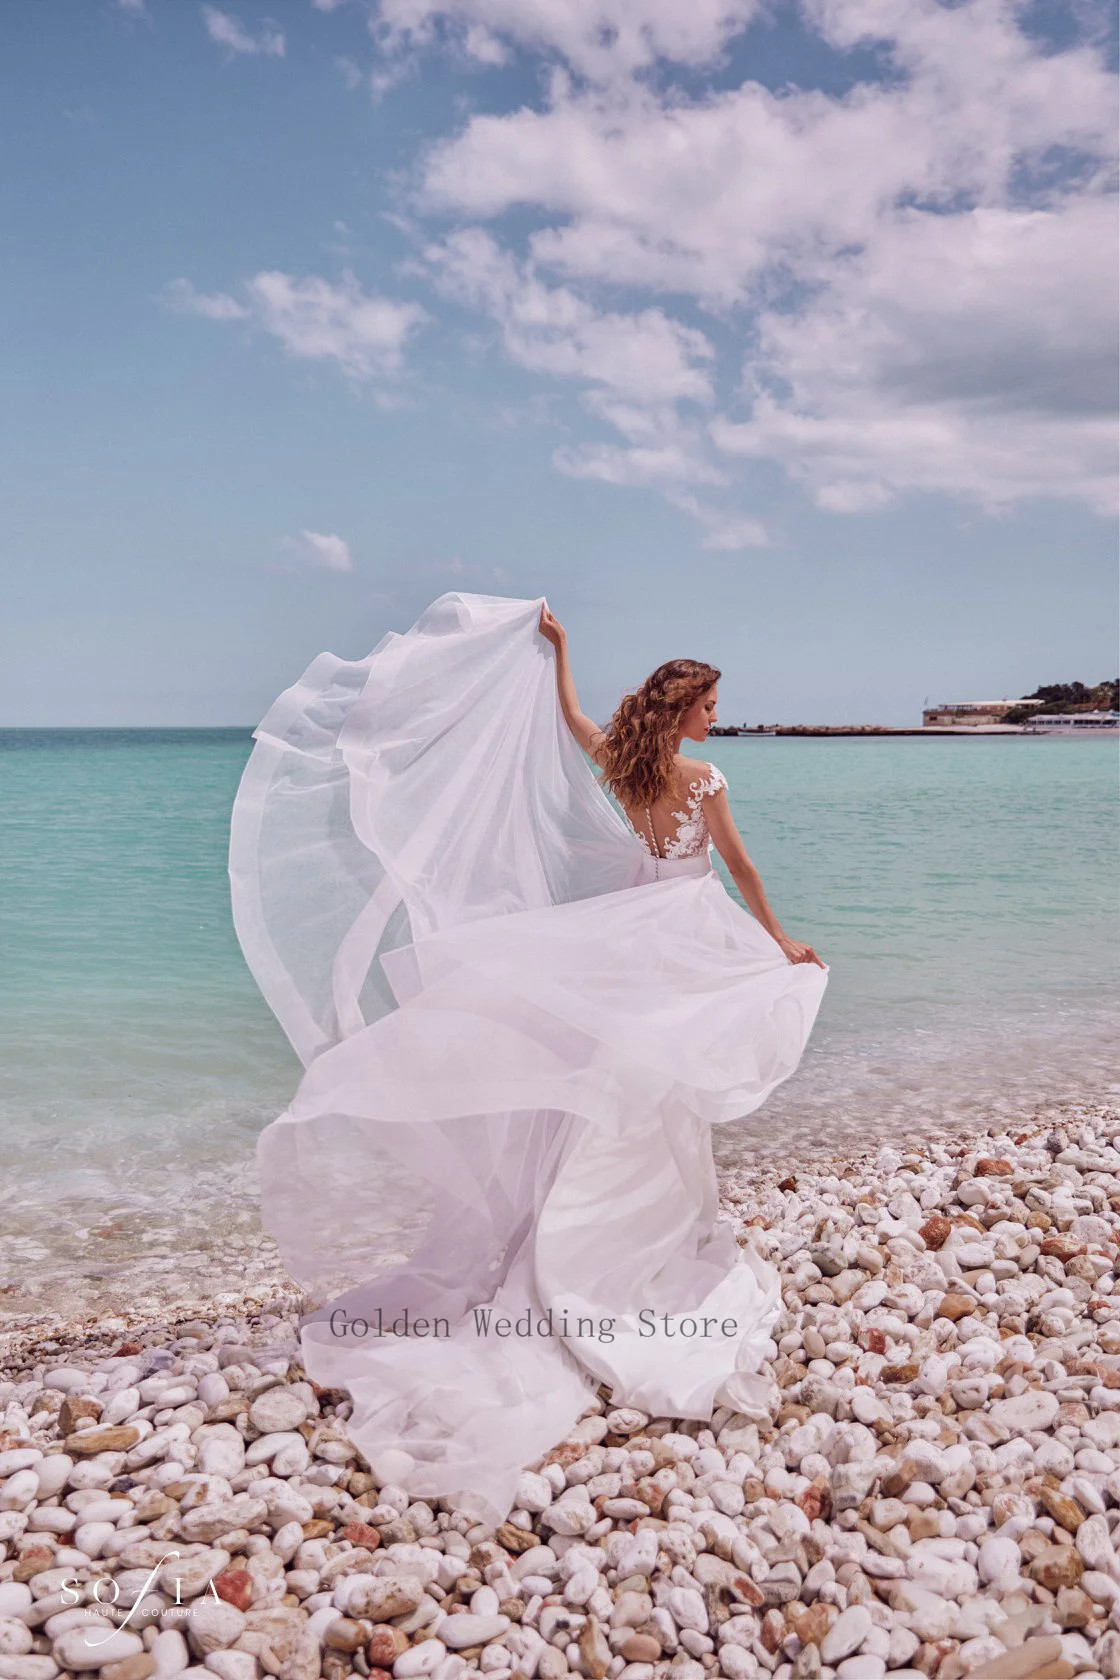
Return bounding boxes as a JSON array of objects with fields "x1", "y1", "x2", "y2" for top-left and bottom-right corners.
[{"x1": 624, "y1": 763, "x2": 728, "y2": 862}]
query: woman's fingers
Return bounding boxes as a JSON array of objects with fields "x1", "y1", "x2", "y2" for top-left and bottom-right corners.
[{"x1": 539, "y1": 606, "x2": 566, "y2": 647}]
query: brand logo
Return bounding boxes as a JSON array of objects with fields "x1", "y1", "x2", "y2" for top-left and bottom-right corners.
[{"x1": 61, "y1": 1550, "x2": 220, "y2": 1647}]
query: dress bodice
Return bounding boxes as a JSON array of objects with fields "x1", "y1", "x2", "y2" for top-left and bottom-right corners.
[{"x1": 625, "y1": 764, "x2": 728, "y2": 863}]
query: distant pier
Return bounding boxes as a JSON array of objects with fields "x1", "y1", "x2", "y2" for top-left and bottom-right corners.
[{"x1": 708, "y1": 725, "x2": 1022, "y2": 737}]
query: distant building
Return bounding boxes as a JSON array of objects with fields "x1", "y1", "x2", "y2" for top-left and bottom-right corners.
[
  {"x1": 922, "y1": 700, "x2": 1044, "y2": 728},
  {"x1": 1024, "y1": 711, "x2": 1120, "y2": 733}
]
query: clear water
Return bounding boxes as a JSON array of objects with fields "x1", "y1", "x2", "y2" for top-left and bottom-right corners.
[{"x1": 2, "y1": 728, "x2": 1117, "y2": 1324}]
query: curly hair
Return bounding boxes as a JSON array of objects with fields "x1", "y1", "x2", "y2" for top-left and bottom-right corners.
[{"x1": 599, "y1": 659, "x2": 721, "y2": 809}]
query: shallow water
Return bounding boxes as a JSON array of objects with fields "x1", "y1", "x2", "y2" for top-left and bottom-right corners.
[{"x1": 2, "y1": 728, "x2": 1116, "y2": 1323}]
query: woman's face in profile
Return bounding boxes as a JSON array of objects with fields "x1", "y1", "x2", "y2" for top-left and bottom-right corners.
[{"x1": 680, "y1": 685, "x2": 719, "y2": 743}]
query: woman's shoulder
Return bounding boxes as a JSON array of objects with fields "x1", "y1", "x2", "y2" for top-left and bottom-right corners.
[{"x1": 676, "y1": 758, "x2": 728, "y2": 795}]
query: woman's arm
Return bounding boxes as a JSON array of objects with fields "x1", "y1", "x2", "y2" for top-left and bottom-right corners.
[
  {"x1": 704, "y1": 790, "x2": 825, "y2": 967},
  {"x1": 538, "y1": 606, "x2": 608, "y2": 765}
]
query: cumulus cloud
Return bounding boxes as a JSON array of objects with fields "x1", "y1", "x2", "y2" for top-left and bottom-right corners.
[
  {"x1": 665, "y1": 492, "x2": 771, "y2": 550},
  {"x1": 711, "y1": 197, "x2": 1119, "y2": 515},
  {"x1": 244, "y1": 271, "x2": 427, "y2": 379},
  {"x1": 285, "y1": 530, "x2": 355, "y2": 570},
  {"x1": 428, "y1": 229, "x2": 713, "y2": 405},
  {"x1": 165, "y1": 270, "x2": 428, "y2": 382},
  {"x1": 376, "y1": 0, "x2": 761, "y2": 79},
  {"x1": 202, "y1": 6, "x2": 285, "y2": 58},
  {"x1": 419, "y1": 14, "x2": 1115, "y2": 303},
  {"x1": 165, "y1": 278, "x2": 250, "y2": 321},
  {"x1": 399, "y1": 0, "x2": 1117, "y2": 523},
  {"x1": 425, "y1": 229, "x2": 746, "y2": 521}
]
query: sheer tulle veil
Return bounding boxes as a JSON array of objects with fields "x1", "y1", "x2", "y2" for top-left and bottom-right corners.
[{"x1": 230, "y1": 592, "x2": 827, "y2": 1522}]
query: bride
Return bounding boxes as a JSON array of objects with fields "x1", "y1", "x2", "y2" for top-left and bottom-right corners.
[
  {"x1": 230, "y1": 592, "x2": 828, "y2": 1524},
  {"x1": 537, "y1": 605, "x2": 823, "y2": 970}
]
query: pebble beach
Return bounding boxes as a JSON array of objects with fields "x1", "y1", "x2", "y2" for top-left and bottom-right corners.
[{"x1": 2, "y1": 1103, "x2": 1118, "y2": 1680}]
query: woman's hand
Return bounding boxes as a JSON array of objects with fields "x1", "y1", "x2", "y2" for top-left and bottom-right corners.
[
  {"x1": 539, "y1": 604, "x2": 566, "y2": 650},
  {"x1": 778, "y1": 935, "x2": 825, "y2": 968}
]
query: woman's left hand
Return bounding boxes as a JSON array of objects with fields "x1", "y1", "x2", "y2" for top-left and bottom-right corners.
[{"x1": 778, "y1": 935, "x2": 825, "y2": 968}]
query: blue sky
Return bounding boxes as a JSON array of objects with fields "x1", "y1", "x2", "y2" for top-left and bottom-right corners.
[{"x1": 1, "y1": 0, "x2": 1116, "y2": 726}]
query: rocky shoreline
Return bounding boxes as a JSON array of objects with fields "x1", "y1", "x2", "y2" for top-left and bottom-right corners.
[{"x1": 1, "y1": 1106, "x2": 1117, "y2": 1680}]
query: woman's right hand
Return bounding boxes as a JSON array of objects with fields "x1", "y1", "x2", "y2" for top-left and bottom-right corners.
[
  {"x1": 778, "y1": 935, "x2": 825, "y2": 968},
  {"x1": 538, "y1": 604, "x2": 566, "y2": 649}
]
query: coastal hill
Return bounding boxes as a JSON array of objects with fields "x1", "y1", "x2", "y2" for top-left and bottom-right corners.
[
  {"x1": 1001, "y1": 679, "x2": 1118, "y2": 724},
  {"x1": 710, "y1": 676, "x2": 1119, "y2": 736}
]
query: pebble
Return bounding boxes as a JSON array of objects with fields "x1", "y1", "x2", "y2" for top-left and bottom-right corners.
[
  {"x1": 820, "y1": 1603, "x2": 872, "y2": 1663},
  {"x1": 440, "y1": 1614, "x2": 511, "y2": 1649},
  {"x1": 195, "y1": 1422, "x2": 246, "y2": 1478},
  {"x1": 248, "y1": 1386, "x2": 309, "y2": 1435},
  {"x1": 394, "y1": 1639, "x2": 447, "y2": 1675},
  {"x1": 0, "y1": 1108, "x2": 1116, "y2": 1680},
  {"x1": 52, "y1": 1624, "x2": 145, "y2": 1670}
]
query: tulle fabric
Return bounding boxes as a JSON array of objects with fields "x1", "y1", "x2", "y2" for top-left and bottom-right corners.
[{"x1": 230, "y1": 593, "x2": 827, "y2": 1523}]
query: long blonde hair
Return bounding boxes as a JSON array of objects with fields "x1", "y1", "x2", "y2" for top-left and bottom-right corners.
[{"x1": 599, "y1": 659, "x2": 720, "y2": 808}]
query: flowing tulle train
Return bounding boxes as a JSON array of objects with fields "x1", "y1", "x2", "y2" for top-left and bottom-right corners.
[{"x1": 230, "y1": 593, "x2": 827, "y2": 1523}]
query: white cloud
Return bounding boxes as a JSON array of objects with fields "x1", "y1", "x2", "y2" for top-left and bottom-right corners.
[
  {"x1": 698, "y1": 516, "x2": 770, "y2": 551},
  {"x1": 165, "y1": 270, "x2": 428, "y2": 382},
  {"x1": 165, "y1": 278, "x2": 250, "y2": 321},
  {"x1": 286, "y1": 530, "x2": 355, "y2": 570},
  {"x1": 202, "y1": 5, "x2": 285, "y2": 57},
  {"x1": 245, "y1": 271, "x2": 427, "y2": 378},
  {"x1": 711, "y1": 197, "x2": 1119, "y2": 514},
  {"x1": 429, "y1": 229, "x2": 713, "y2": 405},
  {"x1": 404, "y1": 0, "x2": 1117, "y2": 522},
  {"x1": 665, "y1": 492, "x2": 771, "y2": 550},
  {"x1": 554, "y1": 437, "x2": 725, "y2": 490},
  {"x1": 376, "y1": 0, "x2": 761, "y2": 79},
  {"x1": 419, "y1": 33, "x2": 1115, "y2": 306},
  {"x1": 426, "y1": 229, "x2": 737, "y2": 514},
  {"x1": 117, "y1": 0, "x2": 148, "y2": 13}
]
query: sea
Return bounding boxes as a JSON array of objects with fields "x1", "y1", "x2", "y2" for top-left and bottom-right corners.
[{"x1": 2, "y1": 727, "x2": 1117, "y2": 1329}]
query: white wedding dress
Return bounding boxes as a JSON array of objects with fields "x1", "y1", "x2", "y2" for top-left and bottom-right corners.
[{"x1": 230, "y1": 593, "x2": 827, "y2": 1523}]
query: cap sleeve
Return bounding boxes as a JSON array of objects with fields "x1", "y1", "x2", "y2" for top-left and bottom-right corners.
[{"x1": 703, "y1": 764, "x2": 728, "y2": 795}]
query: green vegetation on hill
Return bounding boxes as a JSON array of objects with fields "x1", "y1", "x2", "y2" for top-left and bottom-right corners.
[{"x1": 1003, "y1": 679, "x2": 1118, "y2": 725}]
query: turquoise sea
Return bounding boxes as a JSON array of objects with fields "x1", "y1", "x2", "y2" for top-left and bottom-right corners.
[{"x1": 2, "y1": 728, "x2": 1117, "y2": 1324}]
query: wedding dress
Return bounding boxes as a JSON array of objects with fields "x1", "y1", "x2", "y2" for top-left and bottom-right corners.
[{"x1": 229, "y1": 593, "x2": 827, "y2": 1524}]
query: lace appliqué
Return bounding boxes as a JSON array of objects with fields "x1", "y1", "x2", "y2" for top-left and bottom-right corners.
[{"x1": 628, "y1": 765, "x2": 728, "y2": 861}]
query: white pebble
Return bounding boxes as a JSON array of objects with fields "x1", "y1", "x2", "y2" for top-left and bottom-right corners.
[
  {"x1": 820, "y1": 1605, "x2": 872, "y2": 1664},
  {"x1": 440, "y1": 1614, "x2": 512, "y2": 1649},
  {"x1": 53, "y1": 1625, "x2": 145, "y2": 1670}
]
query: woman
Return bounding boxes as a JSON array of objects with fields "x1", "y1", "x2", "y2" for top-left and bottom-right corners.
[
  {"x1": 538, "y1": 605, "x2": 823, "y2": 970},
  {"x1": 230, "y1": 592, "x2": 827, "y2": 1524}
]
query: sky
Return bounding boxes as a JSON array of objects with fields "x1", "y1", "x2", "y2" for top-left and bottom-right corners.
[{"x1": 1, "y1": 0, "x2": 1116, "y2": 727}]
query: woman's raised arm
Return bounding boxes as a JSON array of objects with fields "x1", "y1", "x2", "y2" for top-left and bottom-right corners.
[
  {"x1": 704, "y1": 788, "x2": 825, "y2": 968},
  {"x1": 538, "y1": 606, "x2": 608, "y2": 765}
]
